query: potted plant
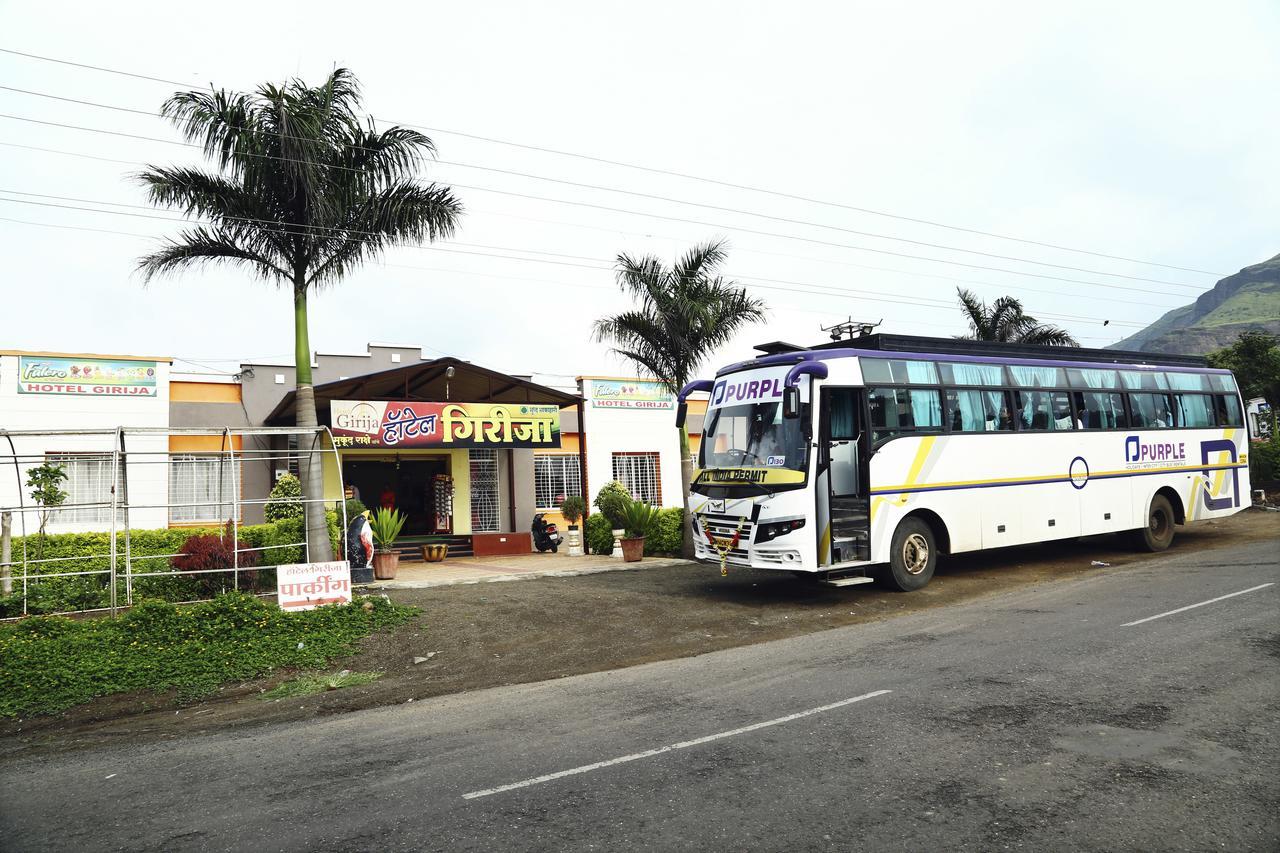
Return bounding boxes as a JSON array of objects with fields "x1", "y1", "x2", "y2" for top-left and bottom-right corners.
[
  {"x1": 369, "y1": 507, "x2": 406, "y2": 579},
  {"x1": 619, "y1": 499, "x2": 659, "y2": 563},
  {"x1": 559, "y1": 495, "x2": 587, "y2": 557},
  {"x1": 420, "y1": 535, "x2": 450, "y2": 563},
  {"x1": 594, "y1": 481, "x2": 631, "y2": 560}
]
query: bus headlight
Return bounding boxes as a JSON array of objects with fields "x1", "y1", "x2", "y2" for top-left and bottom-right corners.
[{"x1": 756, "y1": 518, "x2": 806, "y2": 543}]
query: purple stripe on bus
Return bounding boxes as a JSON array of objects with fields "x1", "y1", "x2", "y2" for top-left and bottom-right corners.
[{"x1": 720, "y1": 348, "x2": 1232, "y2": 377}]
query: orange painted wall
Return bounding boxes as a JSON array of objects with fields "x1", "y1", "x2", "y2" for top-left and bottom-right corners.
[
  {"x1": 170, "y1": 381, "x2": 242, "y2": 403},
  {"x1": 169, "y1": 434, "x2": 244, "y2": 452}
]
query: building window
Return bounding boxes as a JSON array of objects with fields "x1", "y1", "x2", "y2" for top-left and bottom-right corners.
[
  {"x1": 469, "y1": 449, "x2": 500, "y2": 532},
  {"x1": 45, "y1": 453, "x2": 119, "y2": 524},
  {"x1": 169, "y1": 454, "x2": 240, "y2": 524},
  {"x1": 612, "y1": 452, "x2": 661, "y2": 505},
  {"x1": 534, "y1": 454, "x2": 582, "y2": 510}
]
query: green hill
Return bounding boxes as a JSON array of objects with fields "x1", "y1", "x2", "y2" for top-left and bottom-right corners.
[{"x1": 1110, "y1": 253, "x2": 1280, "y2": 355}]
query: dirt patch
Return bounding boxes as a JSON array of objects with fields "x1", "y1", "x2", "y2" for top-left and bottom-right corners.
[{"x1": 2, "y1": 509, "x2": 1275, "y2": 758}]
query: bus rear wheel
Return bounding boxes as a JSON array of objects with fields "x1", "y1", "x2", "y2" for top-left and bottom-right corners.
[
  {"x1": 881, "y1": 517, "x2": 937, "y2": 592},
  {"x1": 1132, "y1": 494, "x2": 1176, "y2": 552}
]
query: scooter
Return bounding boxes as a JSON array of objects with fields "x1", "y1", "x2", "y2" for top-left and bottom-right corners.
[{"x1": 531, "y1": 513, "x2": 562, "y2": 553}]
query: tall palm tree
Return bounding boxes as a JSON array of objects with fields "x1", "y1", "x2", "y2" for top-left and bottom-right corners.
[
  {"x1": 956, "y1": 288, "x2": 1078, "y2": 346},
  {"x1": 136, "y1": 69, "x2": 462, "y2": 560},
  {"x1": 594, "y1": 239, "x2": 766, "y2": 557}
]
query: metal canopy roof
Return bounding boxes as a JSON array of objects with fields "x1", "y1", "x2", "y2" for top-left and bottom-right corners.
[{"x1": 264, "y1": 356, "x2": 582, "y2": 426}]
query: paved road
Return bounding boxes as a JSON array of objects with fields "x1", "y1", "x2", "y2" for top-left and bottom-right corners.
[{"x1": 2, "y1": 540, "x2": 1277, "y2": 852}]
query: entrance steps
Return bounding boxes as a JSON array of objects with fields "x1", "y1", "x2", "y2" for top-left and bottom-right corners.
[
  {"x1": 393, "y1": 535, "x2": 474, "y2": 561},
  {"x1": 820, "y1": 575, "x2": 875, "y2": 588}
]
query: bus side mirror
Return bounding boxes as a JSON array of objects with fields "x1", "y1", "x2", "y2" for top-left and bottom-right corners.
[
  {"x1": 675, "y1": 402, "x2": 688, "y2": 430},
  {"x1": 782, "y1": 386, "x2": 800, "y2": 419}
]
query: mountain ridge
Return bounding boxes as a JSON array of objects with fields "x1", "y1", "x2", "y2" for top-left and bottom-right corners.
[{"x1": 1109, "y1": 253, "x2": 1280, "y2": 355}]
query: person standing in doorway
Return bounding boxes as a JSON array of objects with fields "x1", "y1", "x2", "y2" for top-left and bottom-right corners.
[{"x1": 379, "y1": 484, "x2": 396, "y2": 511}]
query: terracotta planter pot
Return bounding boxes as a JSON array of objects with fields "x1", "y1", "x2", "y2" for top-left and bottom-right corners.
[
  {"x1": 372, "y1": 551, "x2": 399, "y2": 580},
  {"x1": 421, "y1": 543, "x2": 449, "y2": 563},
  {"x1": 620, "y1": 536, "x2": 645, "y2": 562}
]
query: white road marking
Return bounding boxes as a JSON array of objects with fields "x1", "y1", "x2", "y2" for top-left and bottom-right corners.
[
  {"x1": 1122, "y1": 583, "x2": 1275, "y2": 627},
  {"x1": 461, "y1": 689, "x2": 892, "y2": 800}
]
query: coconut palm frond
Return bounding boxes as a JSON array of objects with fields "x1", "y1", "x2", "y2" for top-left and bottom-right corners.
[
  {"x1": 955, "y1": 287, "x2": 1076, "y2": 347},
  {"x1": 596, "y1": 243, "x2": 766, "y2": 392}
]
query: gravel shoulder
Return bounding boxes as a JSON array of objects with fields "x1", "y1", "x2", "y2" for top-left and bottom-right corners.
[{"x1": 2, "y1": 509, "x2": 1275, "y2": 758}]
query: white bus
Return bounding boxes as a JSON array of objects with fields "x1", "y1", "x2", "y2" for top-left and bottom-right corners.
[{"x1": 676, "y1": 335, "x2": 1250, "y2": 591}]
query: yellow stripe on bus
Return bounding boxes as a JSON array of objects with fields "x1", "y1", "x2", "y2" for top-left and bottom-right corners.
[
  {"x1": 870, "y1": 436, "x2": 936, "y2": 523},
  {"x1": 872, "y1": 460, "x2": 1246, "y2": 495}
]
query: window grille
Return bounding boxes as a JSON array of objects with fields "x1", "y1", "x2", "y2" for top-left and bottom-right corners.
[
  {"x1": 45, "y1": 453, "x2": 120, "y2": 524},
  {"x1": 534, "y1": 454, "x2": 582, "y2": 510},
  {"x1": 169, "y1": 454, "x2": 240, "y2": 523},
  {"x1": 612, "y1": 452, "x2": 661, "y2": 505},
  {"x1": 469, "y1": 449, "x2": 500, "y2": 532}
]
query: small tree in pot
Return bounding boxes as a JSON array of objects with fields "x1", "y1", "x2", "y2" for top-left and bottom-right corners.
[
  {"x1": 559, "y1": 495, "x2": 588, "y2": 557},
  {"x1": 619, "y1": 499, "x2": 659, "y2": 563},
  {"x1": 369, "y1": 507, "x2": 407, "y2": 580},
  {"x1": 594, "y1": 481, "x2": 632, "y2": 559},
  {"x1": 559, "y1": 496, "x2": 587, "y2": 529}
]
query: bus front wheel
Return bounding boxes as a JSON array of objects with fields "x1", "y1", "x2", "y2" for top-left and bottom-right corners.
[
  {"x1": 1132, "y1": 494, "x2": 1176, "y2": 552},
  {"x1": 882, "y1": 517, "x2": 937, "y2": 592}
]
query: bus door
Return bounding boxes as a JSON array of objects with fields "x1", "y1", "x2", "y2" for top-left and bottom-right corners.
[{"x1": 820, "y1": 387, "x2": 870, "y2": 564}]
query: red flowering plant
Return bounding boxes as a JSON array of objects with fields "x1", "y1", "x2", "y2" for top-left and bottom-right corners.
[{"x1": 171, "y1": 521, "x2": 260, "y2": 597}]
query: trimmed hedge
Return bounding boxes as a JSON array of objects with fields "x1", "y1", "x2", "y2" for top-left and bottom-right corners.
[
  {"x1": 643, "y1": 507, "x2": 684, "y2": 556},
  {"x1": 585, "y1": 513, "x2": 615, "y2": 555},
  {"x1": 0, "y1": 592, "x2": 416, "y2": 716},
  {"x1": 583, "y1": 507, "x2": 684, "y2": 557},
  {"x1": 0, "y1": 513, "x2": 342, "y2": 616}
]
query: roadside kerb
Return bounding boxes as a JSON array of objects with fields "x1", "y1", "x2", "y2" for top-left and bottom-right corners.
[{"x1": 366, "y1": 555, "x2": 693, "y2": 589}]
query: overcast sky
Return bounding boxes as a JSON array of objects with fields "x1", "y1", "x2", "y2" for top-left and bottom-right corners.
[{"x1": 1, "y1": 1, "x2": 1277, "y2": 381}]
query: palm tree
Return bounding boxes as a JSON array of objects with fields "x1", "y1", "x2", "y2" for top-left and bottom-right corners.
[
  {"x1": 956, "y1": 288, "x2": 1078, "y2": 346},
  {"x1": 593, "y1": 239, "x2": 766, "y2": 557},
  {"x1": 136, "y1": 69, "x2": 462, "y2": 560}
]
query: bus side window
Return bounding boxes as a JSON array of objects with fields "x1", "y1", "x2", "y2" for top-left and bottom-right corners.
[
  {"x1": 1073, "y1": 390, "x2": 1128, "y2": 429},
  {"x1": 1129, "y1": 393, "x2": 1173, "y2": 428},
  {"x1": 1176, "y1": 393, "x2": 1214, "y2": 428},
  {"x1": 1215, "y1": 394, "x2": 1243, "y2": 427},
  {"x1": 948, "y1": 389, "x2": 1013, "y2": 432},
  {"x1": 828, "y1": 389, "x2": 859, "y2": 441}
]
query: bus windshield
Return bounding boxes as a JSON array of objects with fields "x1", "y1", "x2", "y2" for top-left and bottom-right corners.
[{"x1": 699, "y1": 400, "x2": 808, "y2": 473}]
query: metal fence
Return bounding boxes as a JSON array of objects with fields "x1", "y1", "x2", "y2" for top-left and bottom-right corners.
[{"x1": 0, "y1": 426, "x2": 346, "y2": 618}]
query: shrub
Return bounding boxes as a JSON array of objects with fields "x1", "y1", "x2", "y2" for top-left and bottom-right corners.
[
  {"x1": 644, "y1": 508, "x2": 685, "y2": 556},
  {"x1": 369, "y1": 508, "x2": 406, "y2": 551},
  {"x1": 585, "y1": 513, "x2": 615, "y2": 555},
  {"x1": 559, "y1": 495, "x2": 587, "y2": 526},
  {"x1": 264, "y1": 473, "x2": 304, "y2": 522},
  {"x1": 1, "y1": 513, "x2": 341, "y2": 615},
  {"x1": 621, "y1": 499, "x2": 660, "y2": 539},
  {"x1": 342, "y1": 497, "x2": 368, "y2": 522},
  {"x1": 0, "y1": 592, "x2": 417, "y2": 716},
  {"x1": 1251, "y1": 435, "x2": 1280, "y2": 487},
  {"x1": 172, "y1": 521, "x2": 261, "y2": 596},
  {"x1": 593, "y1": 481, "x2": 631, "y2": 529}
]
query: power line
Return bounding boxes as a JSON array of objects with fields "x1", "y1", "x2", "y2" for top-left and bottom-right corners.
[
  {"x1": 0, "y1": 139, "x2": 1185, "y2": 309},
  {"x1": 0, "y1": 89, "x2": 1213, "y2": 289},
  {"x1": 0, "y1": 204, "x2": 1150, "y2": 330},
  {"x1": 0, "y1": 45, "x2": 1227, "y2": 277},
  {"x1": 0, "y1": 124, "x2": 1205, "y2": 300}
]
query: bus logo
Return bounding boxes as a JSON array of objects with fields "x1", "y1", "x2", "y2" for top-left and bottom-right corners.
[
  {"x1": 1199, "y1": 439, "x2": 1239, "y2": 510},
  {"x1": 1124, "y1": 435, "x2": 1185, "y2": 464}
]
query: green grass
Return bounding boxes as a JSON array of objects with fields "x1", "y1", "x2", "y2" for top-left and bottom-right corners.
[
  {"x1": 0, "y1": 592, "x2": 416, "y2": 717},
  {"x1": 260, "y1": 670, "x2": 383, "y2": 699}
]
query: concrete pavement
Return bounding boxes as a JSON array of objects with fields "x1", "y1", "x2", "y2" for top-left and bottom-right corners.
[
  {"x1": 372, "y1": 552, "x2": 689, "y2": 589},
  {"x1": 1, "y1": 539, "x2": 1276, "y2": 851}
]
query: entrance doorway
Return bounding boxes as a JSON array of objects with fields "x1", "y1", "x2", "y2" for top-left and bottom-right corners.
[
  {"x1": 820, "y1": 387, "x2": 870, "y2": 564},
  {"x1": 343, "y1": 457, "x2": 450, "y2": 535}
]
